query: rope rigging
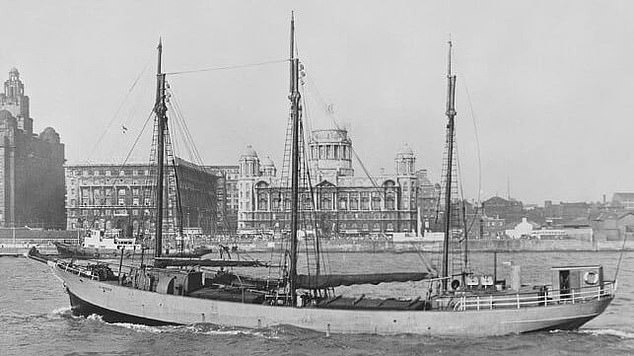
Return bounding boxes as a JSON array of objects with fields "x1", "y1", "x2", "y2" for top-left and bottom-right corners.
[{"x1": 164, "y1": 59, "x2": 288, "y2": 76}]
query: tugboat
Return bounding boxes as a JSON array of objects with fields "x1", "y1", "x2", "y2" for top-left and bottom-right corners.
[{"x1": 29, "y1": 16, "x2": 616, "y2": 336}]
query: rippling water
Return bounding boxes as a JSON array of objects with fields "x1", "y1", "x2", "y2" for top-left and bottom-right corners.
[{"x1": 2, "y1": 251, "x2": 633, "y2": 356}]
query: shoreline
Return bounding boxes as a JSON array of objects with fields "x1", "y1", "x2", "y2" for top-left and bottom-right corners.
[{"x1": 2, "y1": 237, "x2": 632, "y2": 257}]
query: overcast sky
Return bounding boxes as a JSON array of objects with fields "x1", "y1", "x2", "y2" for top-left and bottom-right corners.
[{"x1": 1, "y1": 0, "x2": 633, "y2": 204}]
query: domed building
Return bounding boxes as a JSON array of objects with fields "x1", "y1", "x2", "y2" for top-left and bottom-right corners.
[{"x1": 237, "y1": 128, "x2": 424, "y2": 237}]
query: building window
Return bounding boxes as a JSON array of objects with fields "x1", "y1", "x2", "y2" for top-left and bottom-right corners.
[
  {"x1": 133, "y1": 198, "x2": 139, "y2": 206},
  {"x1": 257, "y1": 193, "x2": 268, "y2": 211},
  {"x1": 371, "y1": 195, "x2": 381, "y2": 210},
  {"x1": 93, "y1": 170, "x2": 99, "y2": 176},
  {"x1": 118, "y1": 189, "x2": 126, "y2": 196},
  {"x1": 320, "y1": 196, "x2": 332, "y2": 210},
  {"x1": 361, "y1": 197, "x2": 369, "y2": 210},
  {"x1": 386, "y1": 194, "x2": 395, "y2": 210},
  {"x1": 338, "y1": 198, "x2": 347, "y2": 210},
  {"x1": 118, "y1": 198, "x2": 125, "y2": 206},
  {"x1": 350, "y1": 197, "x2": 359, "y2": 210}
]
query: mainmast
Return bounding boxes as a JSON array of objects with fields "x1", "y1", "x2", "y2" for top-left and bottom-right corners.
[
  {"x1": 154, "y1": 39, "x2": 168, "y2": 258},
  {"x1": 288, "y1": 13, "x2": 301, "y2": 305},
  {"x1": 441, "y1": 41, "x2": 457, "y2": 291}
]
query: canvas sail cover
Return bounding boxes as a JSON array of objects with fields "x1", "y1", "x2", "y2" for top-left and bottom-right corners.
[
  {"x1": 296, "y1": 272, "x2": 433, "y2": 289},
  {"x1": 154, "y1": 258, "x2": 268, "y2": 268}
]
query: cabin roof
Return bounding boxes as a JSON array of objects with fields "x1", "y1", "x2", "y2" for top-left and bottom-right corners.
[{"x1": 550, "y1": 265, "x2": 602, "y2": 270}]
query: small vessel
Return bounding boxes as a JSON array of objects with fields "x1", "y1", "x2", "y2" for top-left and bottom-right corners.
[
  {"x1": 29, "y1": 16, "x2": 616, "y2": 336},
  {"x1": 54, "y1": 229, "x2": 142, "y2": 259}
]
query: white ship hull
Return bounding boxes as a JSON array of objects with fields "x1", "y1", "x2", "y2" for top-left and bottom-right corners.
[{"x1": 55, "y1": 265, "x2": 613, "y2": 336}]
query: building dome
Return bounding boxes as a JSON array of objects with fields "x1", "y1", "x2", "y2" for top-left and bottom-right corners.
[
  {"x1": 262, "y1": 155, "x2": 275, "y2": 167},
  {"x1": 240, "y1": 145, "x2": 258, "y2": 159},
  {"x1": 39, "y1": 127, "x2": 60, "y2": 144},
  {"x1": 397, "y1": 143, "x2": 414, "y2": 156},
  {"x1": 9, "y1": 67, "x2": 18, "y2": 75}
]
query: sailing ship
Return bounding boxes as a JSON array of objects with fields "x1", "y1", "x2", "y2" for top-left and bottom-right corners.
[{"x1": 28, "y1": 17, "x2": 615, "y2": 336}]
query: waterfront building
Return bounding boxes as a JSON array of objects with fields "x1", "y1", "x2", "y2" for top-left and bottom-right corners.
[
  {"x1": 544, "y1": 200, "x2": 590, "y2": 222},
  {"x1": 237, "y1": 129, "x2": 419, "y2": 237},
  {"x1": 65, "y1": 158, "x2": 217, "y2": 236},
  {"x1": 0, "y1": 68, "x2": 65, "y2": 228},
  {"x1": 591, "y1": 211, "x2": 634, "y2": 241},
  {"x1": 416, "y1": 169, "x2": 441, "y2": 231},
  {"x1": 482, "y1": 196, "x2": 524, "y2": 224},
  {"x1": 611, "y1": 193, "x2": 634, "y2": 210},
  {"x1": 480, "y1": 214, "x2": 507, "y2": 239},
  {"x1": 204, "y1": 165, "x2": 239, "y2": 234}
]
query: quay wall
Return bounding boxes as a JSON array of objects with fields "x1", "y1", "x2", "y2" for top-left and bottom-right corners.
[{"x1": 223, "y1": 239, "x2": 634, "y2": 253}]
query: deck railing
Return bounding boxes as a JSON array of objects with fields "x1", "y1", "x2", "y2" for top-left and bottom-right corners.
[
  {"x1": 56, "y1": 261, "x2": 100, "y2": 281},
  {"x1": 452, "y1": 281, "x2": 616, "y2": 311}
]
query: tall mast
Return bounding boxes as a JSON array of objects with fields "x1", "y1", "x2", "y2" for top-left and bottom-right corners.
[
  {"x1": 288, "y1": 12, "x2": 302, "y2": 306},
  {"x1": 154, "y1": 38, "x2": 167, "y2": 258},
  {"x1": 441, "y1": 40, "x2": 457, "y2": 291}
]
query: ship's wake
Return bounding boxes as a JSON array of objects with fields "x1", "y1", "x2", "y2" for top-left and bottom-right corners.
[
  {"x1": 53, "y1": 310, "x2": 282, "y2": 339},
  {"x1": 580, "y1": 328, "x2": 634, "y2": 339}
]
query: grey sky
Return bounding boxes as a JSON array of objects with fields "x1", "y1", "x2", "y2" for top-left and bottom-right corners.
[{"x1": 1, "y1": 0, "x2": 632, "y2": 204}]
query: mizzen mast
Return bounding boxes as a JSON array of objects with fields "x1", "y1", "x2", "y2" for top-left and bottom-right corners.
[
  {"x1": 154, "y1": 39, "x2": 168, "y2": 258},
  {"x1": 288, "y1": 13, "x2": 302, "y2": 306},
  {"x1": 441, "y1": 40, "x2": 457, "y2": 291}
]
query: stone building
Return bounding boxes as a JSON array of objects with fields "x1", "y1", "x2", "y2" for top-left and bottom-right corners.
[
  {"x1": 611, "y1": 193, "x2": 634, "y2": 210},
  {"x1": 237, "y1": 128, "x2": 419, "y2": 237},
  {"x1": 416, "y1": 168, "x2": 441, "y2": 231},
  {"x1": 65, "y1": 158, "x2": 217, "y2": 236},
  {"x1": 482, "y1": 196, "x2": 524, "y2": 224},
  {"x1": 0, "y1": 68, "x2": 65, "y2": 228},
  {"x1": 204, "y1": 165, "x2": 239, "y2": 234}
]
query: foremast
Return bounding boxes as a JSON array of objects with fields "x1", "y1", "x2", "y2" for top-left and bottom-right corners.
[
  {"x1": 154, "y1": 39, "x2": 168, "y2": 258},
  {"x1": 441, "y1": 41, "x2": 457, "y2": 292},
  {"x1": 288, "y1": 13, "x2": 302, "y2": 306}
]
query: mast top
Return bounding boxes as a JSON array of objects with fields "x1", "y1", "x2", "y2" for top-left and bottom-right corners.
[
  {"x1": 290, "y1": 12, "x2": 295, "y2": 60},
  {"x1": 447, "y1": 39, "x2": 453, "y2": 78}
]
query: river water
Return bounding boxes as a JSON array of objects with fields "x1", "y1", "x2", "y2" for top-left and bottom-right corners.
[{"x1": 1, "y1": 251, "x2": 633, "y2": 356}]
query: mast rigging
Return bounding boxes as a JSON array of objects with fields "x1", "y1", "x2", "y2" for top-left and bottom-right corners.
[
  {"x1": 288, "y1": 13, "x2": 301, "y2": 305},
  {"x1": 154, "y1": 39, "x2": 168, "y2": 258},
  {"x1": 441, "y1": 40, "x2": 457, "y2": 291}
]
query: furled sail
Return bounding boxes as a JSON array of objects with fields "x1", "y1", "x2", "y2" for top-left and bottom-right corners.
[
  {"x1": 296, "y1": 272, "x2": 433, "y2": 289},
  {"x1": 153, "y1": 257, "x2": 268, "y2": 268}
]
